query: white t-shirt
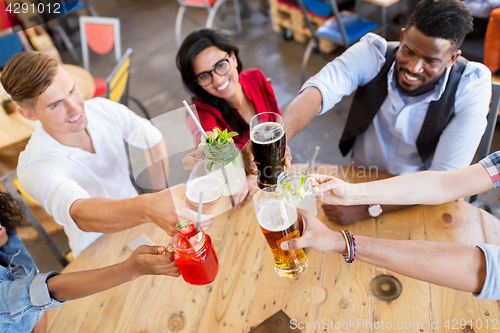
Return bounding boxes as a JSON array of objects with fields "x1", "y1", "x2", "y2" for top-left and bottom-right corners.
[{"x1": 17, "y1": 98, "x2": 163, "y2": 257}]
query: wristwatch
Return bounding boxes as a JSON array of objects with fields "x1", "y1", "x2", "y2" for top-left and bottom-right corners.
[{"x1": 368, "y1": 204, "x2": 383, "y2": 218}]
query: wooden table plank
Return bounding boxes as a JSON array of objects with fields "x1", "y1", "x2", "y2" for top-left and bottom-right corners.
[
  {"x1": 127, "y1": 209, "x2": 234, "y2": 333},
  {"x1": 481, "y1": 209, "x2": 500, "y2": 246},
  {"x1": 45, "y1": 165, "x2": 500, "y2": 333},
  {"x1": 47, "y1": 228, "x2": 135, "y2": 332},
  {"x1": 374, "y1": 205, "x2": 430, "y2": 333},
  {"x1": 0, "y1": 110, "x2": 35, "y2": 152},
  {"x1": 310, "y1": 164, "x2": 377, "y2": 333},
  {"x1": 317, "y1": 219, "x2": 375, "y2": 333},
  {"x1": 424, "y1": 201, "x2": 500, "y2": 332},
  {"x1": 245, "y1": 237, "x2": 324, "y2": 333},
  {"x1": 196, "y1": 202, "x2": 268, "y2": 333},
  {"x1": 77, "y1": 223, "x2": 170, "y2": 333}
]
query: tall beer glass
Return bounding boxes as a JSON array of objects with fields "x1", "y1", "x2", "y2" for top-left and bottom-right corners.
[
  {"x1": 185, "y1": 160, "x2": 227, "y2": 214},
  {"x1": 250, "y1": 112, "x2": 286, "y2": 189},
  {"x1": 253, "y1": 185, "x2": 309, "y2": 278}
]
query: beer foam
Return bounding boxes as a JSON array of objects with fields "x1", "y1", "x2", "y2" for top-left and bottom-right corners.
[
  {"x1": 256, "y1": 200, "x2": 298, "y2": 231},
  {"x1": 186, "y1": 176, "x2": 224, "y2": 202},
  {"x1": 250, "y1": 122, "x2": 285, "y2": 144}
]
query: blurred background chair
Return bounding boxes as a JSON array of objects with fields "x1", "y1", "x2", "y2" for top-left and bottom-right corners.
[
  {"x1": 484, "y1": 7, "x2": 500, "y2": 79},
  {"x1": 297, "y1": 0, "x2": 379, "y2": 82},
  {"x1": 79, "y1": 16, "x2": 121, "y2": 79},
  {"x1": 470, "y1": 81, "x2": 500, "y2": 203},
  {"x1": 79, "y1": 16, "x2": 151, "y2": 119},
  {"x1": 0, "y1": 170, "x2": 70, "y2": 267},
  {"x1": 39, "y1": 0, "x2": 98, "y2": 62},
  {"x1": 175, "y1": 0, "x2": 242, "y2": 47},
  {"x1": 24, "y1": 25, "x2": 63, "y2": 63},
  {"x1": 0, "y1": 26, "x2": 33, "y2": 69}
]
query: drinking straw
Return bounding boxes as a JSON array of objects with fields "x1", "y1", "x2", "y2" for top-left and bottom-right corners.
[
  {"x1": 304, "y1": 146, "x2": 320, "y2": 180},
  {"x1": 197, "y1": 191, "x2": 203, "y2": 234},
  {"x1": 183, "y1": 100, "x2": 209, "y2": 140}
]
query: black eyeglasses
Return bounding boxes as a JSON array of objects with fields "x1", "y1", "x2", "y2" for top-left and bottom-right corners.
[{"x1": 195, "y1": 54, "x2": 231, "y2": 87}]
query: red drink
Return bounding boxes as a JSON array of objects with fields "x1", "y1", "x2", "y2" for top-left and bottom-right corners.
[{"x1": 173, "y1": 228, "x2": 218, "y2": 285}]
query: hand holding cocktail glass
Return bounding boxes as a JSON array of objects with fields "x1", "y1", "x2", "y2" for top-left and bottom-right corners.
[
  {"x1": 144, "y1": 184, "x2": 215, "y2": 236},
  {"x1": 184, "y1": 159, "x2": 227, "y2": 214},
  {"x1": 312, "y1": 175, "x2": 354, "y2": 205},
  {"x1": 312, "y1": 175, "x2": 370, "y2": 225}
]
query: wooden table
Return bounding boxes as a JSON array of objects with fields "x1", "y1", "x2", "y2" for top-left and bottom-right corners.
[
  {"x1": 0, "y1": 103, "x2": 35, "y2": 154},
  {"x1": 46, "y1": 165, "x2": 500, "y2": 333}
]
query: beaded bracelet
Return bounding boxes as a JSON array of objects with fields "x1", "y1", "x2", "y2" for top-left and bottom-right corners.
[
  {"x1": 340, "y1": 230, "x2": 351, "y2": 262},
  {"x1": 346, "y1": 231, "x2": 356, "y2": 263},
  {"x1": 340, "y1": 230, "x2": 357, "y2": 263}
]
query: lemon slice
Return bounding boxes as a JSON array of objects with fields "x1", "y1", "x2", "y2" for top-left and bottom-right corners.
[{"x1": 298, "y1": 186, "x2": 305, "y2": 199}]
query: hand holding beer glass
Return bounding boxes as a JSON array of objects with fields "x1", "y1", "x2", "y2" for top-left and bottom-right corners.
[
  {"x1": 253, "y1": 185, "x2": 309, "y2": 278},
  {"x1": 249, "y1": 112, "x2": 286, "y2": 189},
  {"x1": 185, "y1": 160, "x2": 227, "y2": 214}
]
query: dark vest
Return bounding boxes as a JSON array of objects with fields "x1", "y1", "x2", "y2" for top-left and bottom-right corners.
[{"x1": 338, "y1": 43, "x2": 468, "y2": 169}]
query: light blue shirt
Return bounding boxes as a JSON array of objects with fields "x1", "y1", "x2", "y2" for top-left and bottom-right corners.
[
  {"x1": 302, "y1": 33, "x2": 491, "y2": 175},
  {"x1": 476, "y1": 244, "x2": 500, "y2": 300},
  {"x1": 0, "y1": 232, "x2": 64, "y2": 333}
]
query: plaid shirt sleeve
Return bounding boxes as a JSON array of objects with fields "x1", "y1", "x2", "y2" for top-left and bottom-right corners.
[{"x1": 479, "y1": 152, "x2": 500, "y2": 188}]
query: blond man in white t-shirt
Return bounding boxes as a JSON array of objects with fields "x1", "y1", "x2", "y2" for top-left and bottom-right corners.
[{"x1": 1, "y1": 51, "x2": 213, "y2": 257}]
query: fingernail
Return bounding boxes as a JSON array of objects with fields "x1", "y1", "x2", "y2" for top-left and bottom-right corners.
[
  {"x1": 280, "y1": 242, "x2": 289, "y2": 250},
  {"x1": 158, "y1": 246, "x2": 166, "y2": 253}
]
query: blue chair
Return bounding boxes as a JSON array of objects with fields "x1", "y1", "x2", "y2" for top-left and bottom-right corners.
[
  {"x1": 0, "y1": 28, "x2": 32, "y2": 68},
  {"x1": 297, "y1": 0, "x2": 379, "y2": 82}
]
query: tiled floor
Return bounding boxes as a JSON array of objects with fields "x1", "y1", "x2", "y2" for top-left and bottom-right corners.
[{"x1": 15, "y1": 0, "x2": 500, "y2": 272}]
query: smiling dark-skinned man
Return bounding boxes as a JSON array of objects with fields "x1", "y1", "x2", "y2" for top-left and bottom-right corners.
[{"x1": 282, "y1": 0, "x2": 492, "y2": 225}]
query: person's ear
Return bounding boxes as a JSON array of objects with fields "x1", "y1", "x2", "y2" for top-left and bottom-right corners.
[
  {"x1": 18, "y1": 107, "x2": 38, "y2": 121},
  {"x1": 399, "y1": 28, "x2": 405, "y2": 45},
  {"x1": 446, "y1": 49, "x2": 461, "y2": 68}
]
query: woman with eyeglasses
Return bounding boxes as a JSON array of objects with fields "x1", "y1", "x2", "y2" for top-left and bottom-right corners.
[{"x1": 176, "y1": 28, "x2": 280, "y2": 150}]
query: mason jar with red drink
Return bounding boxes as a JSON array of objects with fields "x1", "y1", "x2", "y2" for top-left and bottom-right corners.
[{"x1": 172, "y1": 220, "x2": 218, "y2": 285}]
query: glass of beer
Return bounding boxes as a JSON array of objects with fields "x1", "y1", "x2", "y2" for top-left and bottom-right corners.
[
  {"x1": 253, "y1": 185, "x2": 309, "y2": 278},
  {"x1": 250, "y1": 112, "x2": 286, "y2": 189},
  {"x1": 185, "y1": 160, "x2": 227, "y2": 214}
]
